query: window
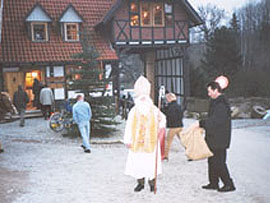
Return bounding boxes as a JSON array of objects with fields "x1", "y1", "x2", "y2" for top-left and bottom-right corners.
[
  {"x1": 130, "y1": 2, "x2": 166, "y2": 27},
  {"x1": 130, "y1": 1, "x2": 139, "y2": 13},
  {"x1": 59, "y1": 5, "x2": 83, "y2": 41},
  {"x1": 64, "y1": 23, "x2": 79, "y2": 41},
  {"x1": 31, "y1": 23, "x2": 48, "y2": 42},
  {"x1": 165, "y1": 3, "x2": 173, "y2": 27},
  {"x1": 153, "y1": 3, "x2": 164, "y2": 26},
  {"x1": 141, "y1": 2, "x2": 151, "y2": 26},
  {"x1": 130, "y1": 1, "x2": 139, "y2": 26}
]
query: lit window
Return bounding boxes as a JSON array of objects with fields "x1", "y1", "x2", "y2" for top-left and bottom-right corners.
[
  {"x1": 31, "y1": 23, "x2": 48, "y2": 41},
  {"x1": 130, "y1": 2, "x2": 138, "y2": 13},
  {"x1": 64, "y1": 23, "x2": 79, "y2": 41},
  {"x1": 130, "y1": 2, "x2": 171, "y2": 27},
  {"x1": 130, "y1": 1, "x2": 139, "y2": 27},
  {"x1": 141, "y1": 2, "x2": 151, "y2": 26},
  {"x1": 153, "y1": 3, "x2": 164, "y2": 26},
  {"x1": 130, "y1": 14, "x2": 139, "y2": 26}
]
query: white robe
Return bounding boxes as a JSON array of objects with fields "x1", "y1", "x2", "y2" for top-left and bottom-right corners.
[{"x1": 124, "y1": 96, "x2": 166, "y2": 179}]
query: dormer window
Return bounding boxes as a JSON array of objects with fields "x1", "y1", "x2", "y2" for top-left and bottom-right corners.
[
  {"x1": 64, "y1": 23, "x2": 79, "y2": 41},
  {"x1": 59, "y1": 5, "x2": 83, "y2": 42},
  {"x1": 25, "y1": 4, "x2": 52, "y2": 42},
  {"x1": 31, "y1": 22, "x2": 48, "y2": 41}
]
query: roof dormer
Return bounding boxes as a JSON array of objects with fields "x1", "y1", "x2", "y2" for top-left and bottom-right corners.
[
  {"x1": 25, "y1": 4, "x2": 52, "y2": 22},
  {"x1": 25, "y1": 4, "x2": 52, "y2": 42},
  {"x1": 59, "y1": 4, "x2": 83, "y2": 42}
]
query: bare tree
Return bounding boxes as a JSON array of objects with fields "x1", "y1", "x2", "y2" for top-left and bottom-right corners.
[
  {"x1": 118, "y1": 48, "x2": 144, "y2": 88},
  {"x1": 193, "y1": 4, "x2": 225, "y2": 42},
  {"x1": 237, "y1": 0, "x2": 270, "y2": 70}
]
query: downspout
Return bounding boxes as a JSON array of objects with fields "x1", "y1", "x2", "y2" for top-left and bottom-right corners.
[
  {"x1": 0, "y1": 0, "x2": 4, "y2": 91},
  {"x1": 0, "y1": 0, "x2": 4, "y2": 43}
]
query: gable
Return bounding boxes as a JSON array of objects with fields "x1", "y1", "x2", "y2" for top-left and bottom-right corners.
[
  {"x1": 25, "y1": 4, "x2": 52, "y2": 22},
  {"x1": 97, "y1": 0, "x2": 203, "y2": 27},
  {"x1": 59, "y1": 5, "x2": 83, "y2": 23}
]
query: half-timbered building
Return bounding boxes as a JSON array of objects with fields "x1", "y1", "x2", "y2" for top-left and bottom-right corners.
[
  {"x1": 96, "y1": 0, "x2": 202, "y2": 103},
  {"x1": 0, "y1": 0, "x2": 202, "y2": 109}
]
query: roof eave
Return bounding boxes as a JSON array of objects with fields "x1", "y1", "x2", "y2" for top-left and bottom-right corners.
[
  {"x1": 95, "y1": 0, "x2": 122, "y2": 27},
  {"x1": 181, "y1": 0, "x2": 203, "y2": 27}
]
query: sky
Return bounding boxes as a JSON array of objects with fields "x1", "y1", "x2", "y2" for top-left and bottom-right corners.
[{"x1": 188, "y1": 0, "x2": 260, "y2": 15}]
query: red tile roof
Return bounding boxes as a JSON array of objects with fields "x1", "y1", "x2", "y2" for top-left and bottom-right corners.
[{"x1": 0, "y1": 0, "x2": 118, "y2": 64}]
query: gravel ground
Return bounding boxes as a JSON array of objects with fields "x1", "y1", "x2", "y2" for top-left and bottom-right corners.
[{"x1": 0, "y1": 117, "x2": 269, "y2": 203}]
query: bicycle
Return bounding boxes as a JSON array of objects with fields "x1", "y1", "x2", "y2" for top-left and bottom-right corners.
[{"x1": 49, "y1": 100, "x2": 75, "y2": 132}]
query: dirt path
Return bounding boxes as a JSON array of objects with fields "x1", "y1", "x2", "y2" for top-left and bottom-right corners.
[{"x1": 0, "y1": 118, "x2": 269, "y2": 203}]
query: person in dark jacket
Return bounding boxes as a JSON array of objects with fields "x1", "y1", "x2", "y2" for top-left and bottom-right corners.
[
  {"x1": 33, "y1": 78, "x2": 42, "y2": 109},
  {"x1": 13, "y1": 85, "x2": 29, "y2": 127},
  {"x1": 163, "y1": 93, "x2": 183, "y2": 161},
  {"x1": 195, "y1": 81, "x2": 235, "y2": 192}
]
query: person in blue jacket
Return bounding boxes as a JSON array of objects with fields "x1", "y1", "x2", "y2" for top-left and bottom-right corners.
[{"x1": 73, "y1": 94, "x2": 92, "y2": 153}]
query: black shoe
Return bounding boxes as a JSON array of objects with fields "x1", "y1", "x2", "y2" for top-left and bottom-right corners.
[
  {"x1": 202, "y1": 183, "x2": 219, "y2": 190},
  {"x1": 20, "y1": 124, "x2": 24, "y2": 127},
  {"x1": 150, "y1": 185, "x2": 155, "y2": 192},
  {"x1": 0, "y1": 149, "x2": 4, "y2": 153},
  {"x1": 81, "y1": 145, "x2": 86, "y2": 150},
  {"x1": 218, "y1": 184, "x2": 236, "y2": 192},
  {"x1": 134, "y1": 178, "x2": 145, "y2": 192},
  {"x1": 148, "y1": 179, "x2": 155, "y2": 192},
  {"x1": 134, "y1": 183, "x2": 144, "y2": 192},
  {"x1": 84, "y1": 149, "x2": 91, "y2": 153}
]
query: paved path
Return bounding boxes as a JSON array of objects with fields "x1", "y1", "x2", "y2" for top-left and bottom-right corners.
[{"x1": 0, "y1": 118, "x2": 269, "y2": 203}]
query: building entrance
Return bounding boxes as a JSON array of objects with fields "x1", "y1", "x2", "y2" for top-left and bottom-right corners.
[
  {"x1": 24, "y1": 70, "x2": 42, "y2": 110},
  {"x1": 155, "y1": 47, "x2": 186, "y2": 105}
]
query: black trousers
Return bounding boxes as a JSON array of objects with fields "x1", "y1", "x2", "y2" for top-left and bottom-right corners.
[
  {"x1": 41, "y1": 105, "x2": 52, "y2": 119},
  {"x1": 208, "y1": 149, "x2": 232, "y2": 186}
]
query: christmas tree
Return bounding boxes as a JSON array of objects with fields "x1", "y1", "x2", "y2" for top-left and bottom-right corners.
[{"x1": 68, "y1": 30, "x2": 119, "y2": 136}]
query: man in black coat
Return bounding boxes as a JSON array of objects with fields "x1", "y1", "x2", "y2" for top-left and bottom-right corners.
[{"x1": 196, "y1": 81, "x2": 235, "y2": 192}]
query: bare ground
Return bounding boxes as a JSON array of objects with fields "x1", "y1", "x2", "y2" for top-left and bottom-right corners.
[{"x1": 0, "y1": 117, "x2": 269, "y2": 203}]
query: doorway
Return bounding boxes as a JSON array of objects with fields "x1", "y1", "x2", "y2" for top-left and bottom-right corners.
[
  {"x1": 3, "y1": 71, "x2": 24, "y2": 101},
  {"x1": 24, "y1": 70, "x2": 42, "y2": 110},
  {"x1": 155, "y1": 47, "x2": 185, "y2": 104}
]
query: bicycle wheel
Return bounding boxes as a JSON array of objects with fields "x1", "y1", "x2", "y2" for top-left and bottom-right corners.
[{"x1": 49, "y1": 112, "x2": 65, "y2": 132}]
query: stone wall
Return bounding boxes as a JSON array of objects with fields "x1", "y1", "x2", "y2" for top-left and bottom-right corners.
[{"x1": 185, "y1": 97, "x2": 270, "y2": 119}]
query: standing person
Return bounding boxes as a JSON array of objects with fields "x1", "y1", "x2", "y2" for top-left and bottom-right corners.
[
  {"x1": 127, "y1": 93, "x2": 134, "y2": 112},
  {"x1": 73, "y1": 94, "x2": 92, "y2": 153},
  {"x1": 0, "y1": 141, "x2": 4, "y2": 153},
  {"x1": 39, "y1": 84, "x2": 54, "y2": 120},
  {"x1": 120, "y1": 95, "x2": 127, "y2": 120},
  {"x1": 32, "y1": 78, "x2": 41, "y2": 109},
  {"x1": 163, "y1": 93, "x2": 183, "y2": 161},
  {"x1": 13, "y1": 85, "x2": 29, "y2": 127},
  {"x1": 195, "y1": 81, "x2": 235, "y2": 192},
  {"x1": 124, "y1": 76, "x2": 166, "y2": 192}
]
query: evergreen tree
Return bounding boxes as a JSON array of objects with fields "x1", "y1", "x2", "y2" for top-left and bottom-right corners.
[
  {"x1": 200, "y1": 25, "x2": 242, "y2": 81},
  {"x1": 68, "y1": 30, "x2": 118, "y2": 135},
  {"x1": 230, "y1": 13, "x2": 240, "y2": 34}
]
